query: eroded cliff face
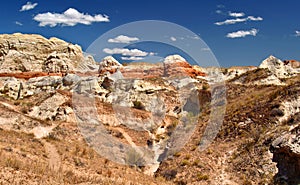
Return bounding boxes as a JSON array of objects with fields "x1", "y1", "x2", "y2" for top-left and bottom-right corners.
[
  {"x1": 259, "y1": 55, "x2": 300, "y2": 79},
  {"x1": 271, "y1": 125, "x2": 300, "y2": 185},
  {"x1": 0, "y1": 33, "x2": 96, "y2": 73}
]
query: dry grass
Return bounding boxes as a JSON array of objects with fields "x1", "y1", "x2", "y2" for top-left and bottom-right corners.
[{"x1": 0, "y1": 128, "x2": 172, "y2": 185}]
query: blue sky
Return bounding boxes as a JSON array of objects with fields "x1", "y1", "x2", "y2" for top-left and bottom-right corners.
[{"x1": 1, "y1": 0, "x2": 300, "y2": 67}]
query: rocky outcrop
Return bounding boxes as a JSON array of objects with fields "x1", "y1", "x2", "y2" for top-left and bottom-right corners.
[
  {"x1": 259, "y1": 55, "x2": 300, "y2": 78},
  {"x1": 284, "y1": 60, "x2": 300, "y2": 68},
  {"x1": 271, "y1": 126, "x2": 300, "y2": 185},
  {"x1": 98, "y1": 56, "x2": 122, "y2": 74},
  {"x1": 223, "y1": 66, "x2": 257, "y2": 80},
  {"x1": 28, "y1": 93, "x2": 69, "y2": 121},
  {"x1": 278, "y1": 96, "x2": 300, "y2": 124},
  {"x1": 120, "y1": 55, "x2": 206, "y2": 79},
  {"x1": 0, "y1": 33, "x2": 96, "y2": 73},
  {"x1": 163, "y1": 55, "x2": 206, "y2": 78},
  {"x1": 121, "y1": 63, "x2": 164, "y2": 79},
  {"x1": 229, "y1": 55, "x2": 300, "y2": 86},
  {"x1": 228, "y1": 56, "x2": 300, "y2": 86}
]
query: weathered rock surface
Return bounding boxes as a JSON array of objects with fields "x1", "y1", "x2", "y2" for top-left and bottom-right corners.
[
  {"x1": 228, "y1": 55, "x2": 300, "y2": 86},
  {"x1": 28, "y1": 92, "x2": 68, "y2": 121},
  {"x1": 271, "y1": 126, "x2": 300, "y2": 184},
  {"x1": 98, "y1": 56, "x2": 122, "y2": 74},
  {"x1": 284, "y1": 60, "x2": 300, "y2": 68},
  {"x1": 62, "y1": 74, "x2": 81, "y2": 87},
  {"x1": 115, "y1": 55, "x2": 206, "y2": 79},
  {"x1": 223, "y1": 66, "x2": 257, "y2": 80},
  {"x1": 163, "y1": 55, "x2": 206, "y2": 78},
  {"x1": 259, "y1": 55, "x2": 300, "y2": 78},
  {"x1": 0, "y1": 33, "x2": 96, "y2": 73}
]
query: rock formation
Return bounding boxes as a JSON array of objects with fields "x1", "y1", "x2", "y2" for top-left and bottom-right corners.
[
  {"x1": 162, "y1": 55, "x2": 206, "y2": 78},
  {"x1": 119, "y1": 55, "x2": 206, "y2": 79},
  {"x1": 259, "y1": 55, "x2": 300, "y2": 78},
  {"x1": 227, "y1": 56, "x2": 300, "y2": 86},
  {"x1": 223, "y1": 66, "x2": 257, "y2": 80},
  {"x1": 0, "y1": 33, "x2": 96, "y2": 73},
  {"x1": 98, "y1": 56, "x2": 122, "y2": 74},
  {"x1": 271, "y1": 126, "x2": 300, "y2": 184}
]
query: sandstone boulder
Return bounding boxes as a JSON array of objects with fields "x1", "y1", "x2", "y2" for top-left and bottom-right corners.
[
  {"x1": 62, "y1": 74, "x2": 81, "y2": 86},
  {"x1": 28, "y1": 93, "x2": 68, "y2": 121}
]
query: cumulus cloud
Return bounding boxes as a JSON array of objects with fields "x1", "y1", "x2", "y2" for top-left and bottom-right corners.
[
  {"x1": 103, "y1": 48, "x2": 148, "y2": 57},
  {"x1": 33, "y1": 8, "x2": 109, "y2": 27},
  {"x1": 295, "y1": 31, "x2": 300, "y2": 37},
  {"x1": 229, "y1": 12, "x2": 245, "y2": 17},
  {"x1": 108, "y1": 35, "x2": 139, "y2": 44},
  {"x1": 15, "y1": 21, "x2": 23, "y2": 26},
  {"x1": 226, "y1": 28, "x2": 258, "y2": 38},
  {"x1": 170, "y1": 36, "x2": 177, "y2": 41},
  {"x1": 121, "y1": 56, "x2": 144, "y2": 61},
  {"x1": 20, "y1": 2, "x2": 38, "y2": 12},
  {"x1": 215, "y1": 16, "x2": 263, "y2": 25}
]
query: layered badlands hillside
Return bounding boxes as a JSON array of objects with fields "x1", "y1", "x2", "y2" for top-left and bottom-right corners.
[
  {"x1": 99, "y1": 55, "x2": 206, "y2": 79},
  {"x1": 0, "y1": 33, "x2": 300, "y2": 185}
]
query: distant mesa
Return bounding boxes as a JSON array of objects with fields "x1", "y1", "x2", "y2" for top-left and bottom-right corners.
[{"x1": 101, "y1": 54, "x2": 207, "y2": 79}]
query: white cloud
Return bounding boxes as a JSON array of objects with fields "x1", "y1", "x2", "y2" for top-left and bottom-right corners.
[
  {"x1": 215, "y1": 16, "x2": 263, "y2": 25},
  {"x1": 108, "y1": 35, "x2": 139, "y2": 44},
  {"x1": 247, "y1": 16, "x2": 263, "y2": 21},
  {"x1": 229, "y1": 12, "x2": 245, "y2": 17},
  {"x1": 295, "y1": 31, "x2": 300, "y2": 37},
  {"x1": 15, "y1": 21, "x2": 23, "y2": 26},
  {"x1": 170, "y1": 36, "x2": 177, "y2": 41},
  {"x1": 33, "y1": 8, "x2": 109, "y2": 27},
  {"x1": 20, "y1": 2, "x2": 38, "y2": 12},
  {"x1": 103, "y1": 48, "x2": 148, "y2": 57},
  {"x1": 201, "y1": 48, "x2": 211, "y2": 51},
  {"x1": 226, "y1": 28, "x2": 258, "y2": 38},
  {"x1": 121, "y1": 56, "x2": 144, "y2": 61},
  {"x1": 215, "y1": 18, "x2": 247, "y2": 25}
]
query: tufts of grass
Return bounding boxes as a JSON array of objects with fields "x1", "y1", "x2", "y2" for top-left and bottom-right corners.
[{"x1": 196, "y1": 173, "x2": 209, "y2": 181}]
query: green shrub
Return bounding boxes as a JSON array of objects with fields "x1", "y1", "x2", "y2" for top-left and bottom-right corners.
[
  {"x1": 181, "y1": 159, "x2": 189, "y2": 166},
  {"x1": 132, "y1": 100, "x2": 145, "y2": 110},
  {"x1": 125, "y1": 148, "x2": 145, "y2": 167},
  {"x1": 197, "y1": 173, "x2": 209, "y2": 181}
]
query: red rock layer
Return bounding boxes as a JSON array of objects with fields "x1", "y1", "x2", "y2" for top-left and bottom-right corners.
[{"x1": 118, "y1": 61, "x2": 206, "y2": 79}]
